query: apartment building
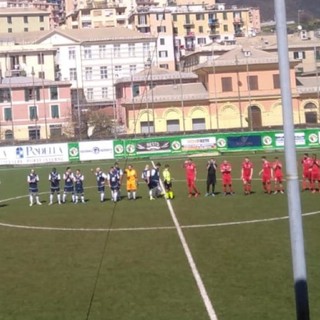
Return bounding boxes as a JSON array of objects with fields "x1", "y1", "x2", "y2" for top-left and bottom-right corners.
[
  {"x1": 0, "y1": 42, "x2": 57, "y2": 80},
  {"x1": 0, "y1": 76, "x2": 72, "y2": 141},
  {"x1": 4, "y1": 0, "x2": 64, "y2": 28},
  {"x1": 130, "y1": 3, "x2": 261, "y2": 71},
  {"x1": 0, "y1": 7, "x2": 50, "y2": 33}
]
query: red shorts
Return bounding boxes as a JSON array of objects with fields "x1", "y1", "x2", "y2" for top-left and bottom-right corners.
[
  {"x1": 242, "y1": 176, "x2": 251, "y2": 184},
  {"x1": 303, "y1": 170, "x2": 311, "y2": 180},
  {"x1": 311, "y1": 172, "x2": 319, "y2": 181},
  {"x1": 275, "y1": 175, "x2": 283, "y2": 183},
  {"x1": 222, "y1": 175, "x2": 232, "y2": 185},
  {"x1": 262, "y1": 175, "x2": 271, "y2": 183}
]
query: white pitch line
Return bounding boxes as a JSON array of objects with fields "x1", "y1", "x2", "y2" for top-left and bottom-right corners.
[{"x1": 152, "y1": 161, "x2": 218, "y2": 320}]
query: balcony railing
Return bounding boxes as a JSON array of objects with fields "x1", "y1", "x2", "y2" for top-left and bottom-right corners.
[
  {"x1": 185, "y1": 32, "x2": 195, "y2": 38},
  {"x1": 208, "y1": 18, "x2": 219, "y2": 26}
]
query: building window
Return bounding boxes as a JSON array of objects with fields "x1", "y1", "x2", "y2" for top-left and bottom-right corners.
[
  {"x1": 69, "y1": 68, "x2": 77, "y2": 80},
  {"x1": 159, "y1": 50, "x2": 168, "y2": 58},
  {"x1": 24, "y1": 28, "x2": 28, "y2": 32},
  {"x1": 4, "y1": 107, "x2": 12, "y2": 121},
  {"x1": 156, "y1": 13, "x2": 165, "y2": 20},
  {"x1": 196, "y1": 13, "x2": 204, "y2": 20},
  {"x1": 85, "y1": 67, "x2": 92, "y2": 80},
  {"x1": 50, "y1": 86, "x2": 58, "y2": 100},
  {"x1": 84, "y1": 46, "x2": 92, "y2": 59},
  {"x1": 316, "y1": 48, "x2": 320, "y2": 61},
  {"x1": 29, "y1": 126, "x2": 40, "y2": 140},
  {"x1": 50, "y1": 125, "x2": 62, "y2": 138},
  {"x1": 140, "y1": 121, "x2": 154, "y2": 133},
  {"x1": 51, "y1": 105, "x2": 59, "y2": 118},
  {"x1": 39, "y1": 15, "x2": 44, "y2": 22},
  {"x1": 24, "y1": 16, "x2": 28, "y2": 23},
  {"x1": 304, "y1": 103, "x2": 318, "y2": 124},
  {"x1": 192, "y1": 118, "x2": 206, "y2": 131},
  {"x1": 143, "y1": 43, "x2": 150, "y2": 56},
  {"x1": 223, "y1": 25, "x2": 228, "y2": 32},
  {"x1": 86, "y1": 88, "x2": 93, "y2": 100},
  {"x1": 160, "y1": 38, "x2": 165, "y2": 45},
  {"x1": 25, "y1": 88, "x2": 40, "y2": 101},
  {"x1": 29, "y1": 106, "x2": 38, "y2": 120},
  {"x1": 38, "y1": 53, "x2": 44, "y2": 64},
  {"x1": 132, "y1": 84, "x2": 139, "y2": 97},
  {"x1": 247, "y1": 75, "x2": 258, "y2": 90},
  {"x1": 159, "y1": 64, "x2": 169, "y2": 69},
  {"x1": 114, "y1": 44, "x2": 121, "y2": 57},
  {"x1": 157, "y1": 26, "x2": 166, "y2": 33},
  {"x1": 100, "y1": 66, "x2": 108, "y2": 79},
  {"x1": 102, "y1": 87, "x2": 108, "y2": 99},
  {"x1": 138, "y1": 15, "x2": 147, "y2": 25},
  {"x1": 199, "y1": 26, "x2": 204, "y2": 33},
  {"x1": 8, "y1": 28, "x2": 12, "y2": 33},
  {"x1": 167, "y1": 119, "x2": 180, "y2": 132},
  {"x1": 293, "y1": 51, "x2": 306, "y2": 60},
  {"x1": 197, "y1": 37, "x2": 206, "y2": 45},
  {"x1": 99, "y1": 45, "x2": 106, "y2": 58},
  {"x1": 38, "y1": 71, "x2": 45, "y2": 79},
  {"x1": 223, "y1": 12, "x2": 227, "y2": 20},
  {"x1": 69, "y1": 47, "x2": 76, "y2": 60},
  {"x1": 273, "y1": 74, "x2": 280, "y2": 89},
  {"x1": 221, "y1": 77, "x2": 233, "y2": 92},
  {"x1": 0, "y1": 89, "x2": 11, "y2": 102},
  {"x1": 128, "y1": 44, "x2": 135, "y2": 57},
  {"x1": 40, "y1": 27, "x2": 44, "y2": 31},
  {"x1": 114, "y1": 65, "x2": 122, "y2": 78},
  {"x1": 7, "y1": 16, "x2": 12, "y2": 24},
  {"x1": 130, "y1": 65, "x2": 136, "y2": 73},
  {"x1": 5, "y1": 129, "x2": 13, "y2": 140}
]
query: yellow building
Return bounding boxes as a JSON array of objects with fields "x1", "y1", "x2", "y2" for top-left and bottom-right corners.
[
  {"x1": 119, "y1": 47, "x2": 320, "y2": 134},
  {"x1": 0, "y1": 8, "x2": 50, "y2": 34}
]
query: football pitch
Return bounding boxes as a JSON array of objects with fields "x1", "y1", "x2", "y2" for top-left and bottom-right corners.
[{"x1": 0, "y1": 152, "x2": 320, "y2": 320}]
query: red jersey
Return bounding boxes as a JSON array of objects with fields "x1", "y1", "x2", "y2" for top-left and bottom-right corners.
[
  {"x1": 185, "y1": 162, "x2": 196, "y2": 177},
  {"x1": 220, "y1": 163, "x2": 232, "y2": 175},
  {"x1": 301, "y1": 157, "x2": 312, "y2": 172},
  {"x1": 242, "y1": 161, "x2": 253, "y2": 177},
  {"x1": 310, "y1": 159, "x2": 320, "y2": 174},
  {"x1": 262, "y1": 161, "x2": 272, "y2": 177},
  {"x1": 273, "y1": 160, "x2": 283, "y2": 177}
]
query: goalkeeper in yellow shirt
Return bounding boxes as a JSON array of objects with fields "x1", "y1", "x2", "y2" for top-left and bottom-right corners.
[{"x1": 163, "y1": 164, "x2": 174, "y2": 199}]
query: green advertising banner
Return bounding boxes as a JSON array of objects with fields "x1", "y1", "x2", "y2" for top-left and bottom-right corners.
[
  {"x1": 68, "y1": 142, "x2": 80, "y2": 161},
  {"x1": 113, "y1": 129, "x2": 320, "y2": 159}
]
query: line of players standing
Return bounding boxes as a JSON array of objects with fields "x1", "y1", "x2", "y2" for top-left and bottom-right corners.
[
  {"x1": 27, "y1": 162, "x2": 172, "y2": 206},
  {"x1": 183, "y1": 156, "x2": 285, "y2": 197}
]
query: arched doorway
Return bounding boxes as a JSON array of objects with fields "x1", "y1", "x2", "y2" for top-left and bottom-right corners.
[
  {"x1": 304, "y1": 103, "x2": 318, "y2": 125},
  {"x1": 4, "y1": 129, "x2": 13, "y2": 140},
  {"x1": 248, "y1": 106, "x2": 262, "y2": 129}
]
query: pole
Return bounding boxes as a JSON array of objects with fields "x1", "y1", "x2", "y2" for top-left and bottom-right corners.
[
  {"x1": 274, "y1": 1, "x2": 310, "y2": 319},
  {"x1": 41, "y1": 53, "x2": 48, "y2": 141},
  {"x1": 110, "y1": 48, "x2": 117, "y2": 139},
  {"x1": 212, "y1": 50, "x2": 219, "y2": 131},
  {"x1": 178, "y1": 59, "x2": 186, "y2": 134},
  {"x1": 75, "y1": 50, "x2": 81, "y2": 140},
  {"x1": 246, "y1": 57, "x2": 253, "y2": 130},
  {"x1": 131, "y1": 73, "x2": 136, "y2": 137},
  {"x1": 8, "y1": 75, "x2": 14, "y2": 144},
  {"x1": 315, "y1": 46, "x2": 320, "y2": 117},
  {"x1": 31, "y1": 67, "x2": 38, "y2": 140},
  {"x1": 235, "y1": 56, "x2": 243, "y2": 129},
  {"x1": 150, "y1": 63, "x2": 156, "y2": 134}
]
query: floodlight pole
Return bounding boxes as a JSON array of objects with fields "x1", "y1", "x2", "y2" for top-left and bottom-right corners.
[{"x1": 274, "y1": 1, "x2": 310, "y2": 320}]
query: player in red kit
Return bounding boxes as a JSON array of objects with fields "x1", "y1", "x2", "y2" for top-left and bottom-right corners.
[
  {"x1": 273, "y1": 157, "x2": 284, "y2": 194},
  {"x1": 183, "y1": 158, "x2": 200, "y2": 197},
  {"x1": 301, "y1": 153, "x2": 312, "y2": 191},
  {"x1": 259, "y1": 156, "x2": 273, "y2": 194},
  {"x1": 220, "y1": 160, "x2": 233, "y2": 195},
  {"x1": 309, "y1": 154, "x2": 320, "y2": 193},
  {"x1": 241, "y1": 157, "x2": 253, "y2": 195}
]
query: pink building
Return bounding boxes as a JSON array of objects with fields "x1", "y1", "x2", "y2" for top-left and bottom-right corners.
[{"x1": 0, "y1": 76, "x2": 72, "y2": 141}]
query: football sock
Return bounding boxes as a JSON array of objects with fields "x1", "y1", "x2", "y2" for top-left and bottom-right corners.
[{"x1": 100, "y1": 192, "x2": 104, "y2": 202}]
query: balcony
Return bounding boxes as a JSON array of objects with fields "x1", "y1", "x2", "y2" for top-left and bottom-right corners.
[
  {"x1": 208, "y1": 18, "x2": 219, "y2": 26},
  {"x1": 183, "y1": 20, "x2": 194, "y2": 27},
  {"x1": 185, "y1": 32, "x2": 195, "y2": 38},
  {"x1": 233, "y1": 17, "x2": 244, "y2": 25},
  {"x1": 136, "y1": 0, "x2": 158, "y2": 5}
]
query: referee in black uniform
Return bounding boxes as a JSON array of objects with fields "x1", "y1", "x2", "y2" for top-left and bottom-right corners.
[{"x1": 206, "y1": 158, "x2": 217, "y2": 197}]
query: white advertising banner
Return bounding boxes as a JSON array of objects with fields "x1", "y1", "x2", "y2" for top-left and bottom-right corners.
[
  {"x1": 275, "y1": 132, "x2": 306, "y2": 147},
  {"x1": 79, "y1": 140, "x2": 114, "y2": 161},
  {"x1": 0, "y1": 143, "x2": 69, "y2": 165}
]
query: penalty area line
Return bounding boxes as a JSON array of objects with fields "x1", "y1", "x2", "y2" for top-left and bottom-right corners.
[{"x1": 152, "y1": 161, "x2": 218, "y2": 320}]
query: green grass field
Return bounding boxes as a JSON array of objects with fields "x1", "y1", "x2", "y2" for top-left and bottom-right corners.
[{"x1": 0, "y1": 152, "x2": 319, "y2": 320}]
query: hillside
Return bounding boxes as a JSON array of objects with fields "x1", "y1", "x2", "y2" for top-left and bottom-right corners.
[{"x1": 222, "y1": 0, "x2": 320, "y2": 22}]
